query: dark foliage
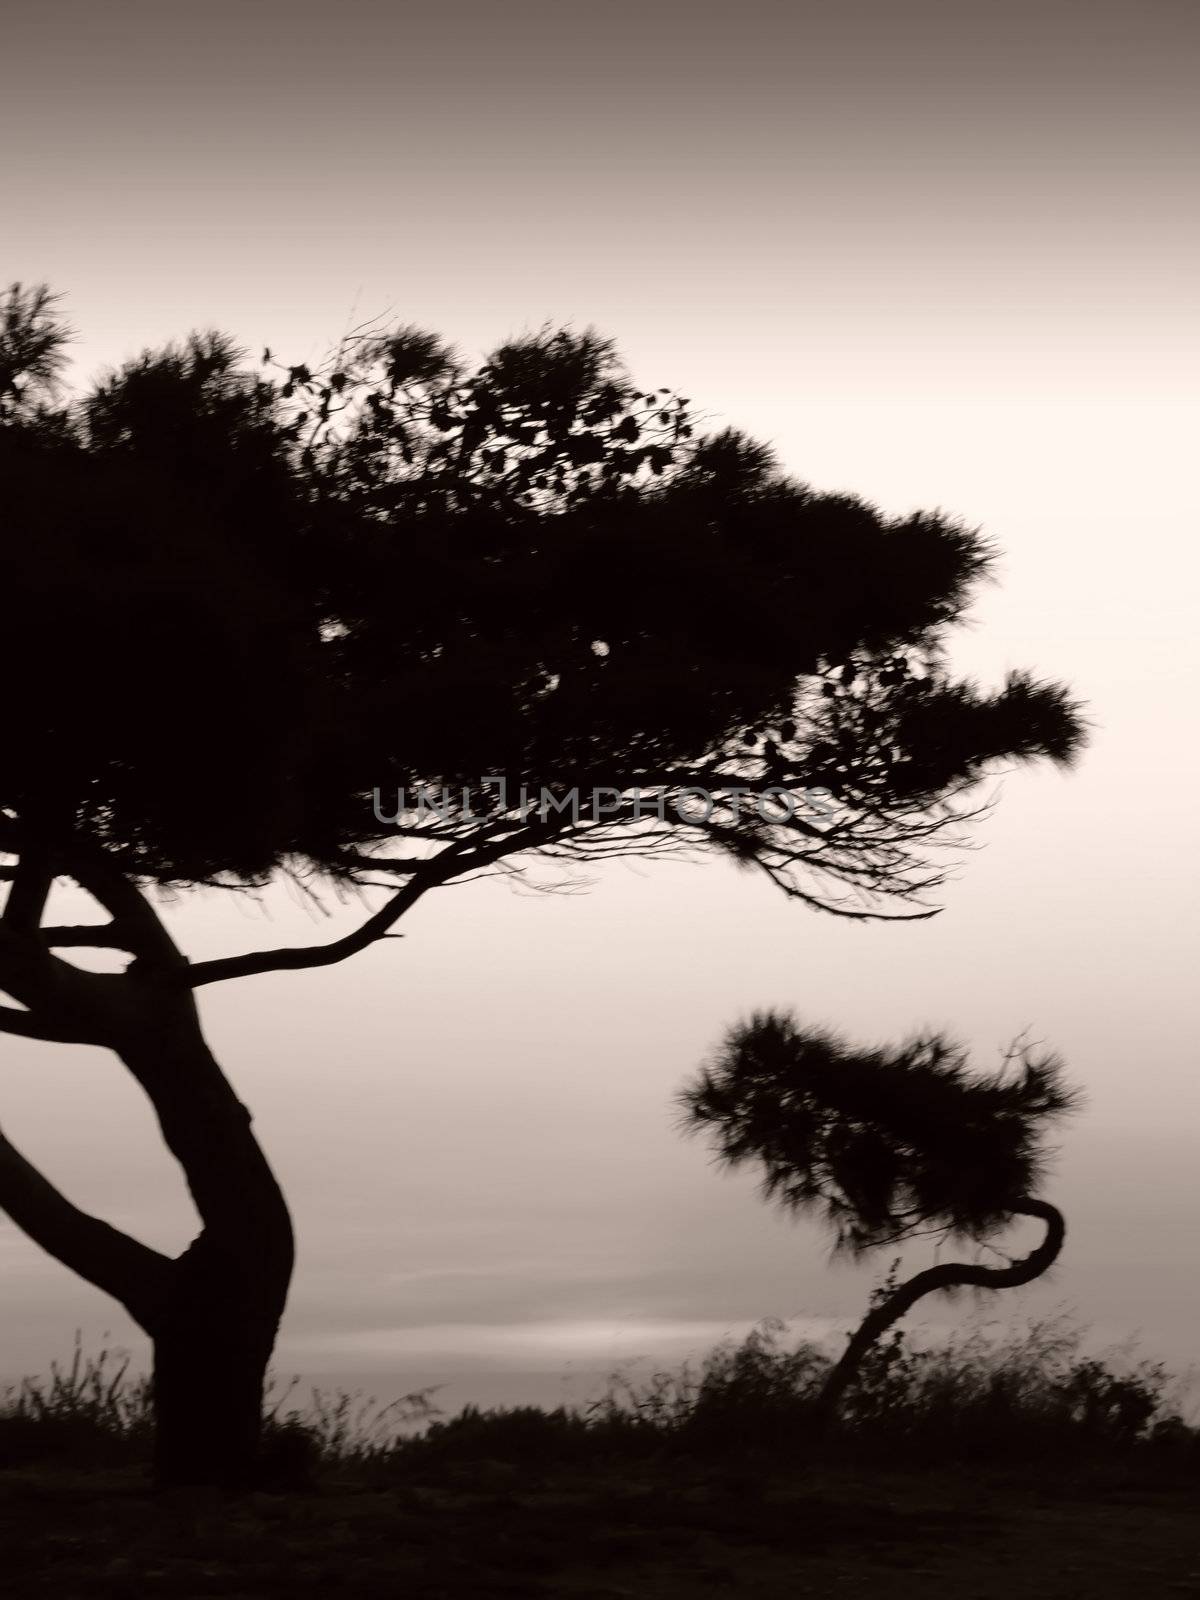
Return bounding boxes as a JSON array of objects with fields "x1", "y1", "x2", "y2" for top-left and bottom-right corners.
[
  {"x1": 4, "y1": 1321, "x2": 1189, "y2": 1478},
  {"x1": 680, "y1": 1012, "x2": 1079, "y2": 1251},
  {"x1": 0, "y1": 284, "x2": 1084, "y2": 912}
]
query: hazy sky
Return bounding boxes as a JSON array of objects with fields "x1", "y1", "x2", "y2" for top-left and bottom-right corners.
[{"x1": 2, "y1": 0, "x2": 1198, "y2": 1410}]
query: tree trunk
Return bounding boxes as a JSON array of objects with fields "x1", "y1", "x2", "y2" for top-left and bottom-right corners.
[
  {"x1": 0, "y1": 992, "x2": 293, "y2": 1487},
  {"x1": 117, "y1": 977, "x2": 295, "y2": 1489},
  {"x1": 0, "y1": 851, "x2": 295, "y2": 1489},
  {"x1": 151, "y1": 1236, "x2": 281, "y2": 1488},
  {"x1": 818, "y1": 1197, "x2": 1065, "y2": 1421}
]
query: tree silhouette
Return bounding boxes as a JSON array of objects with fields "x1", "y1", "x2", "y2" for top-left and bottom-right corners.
[
  {"x1": 0, "y1": 283, "x2": 71, "y2": 419},
  {"x1": 0, "y1": 283, "x2": 1084, "y2": 1485},
  {"x1": 679, "y1": 1011, "x2": 1079, "y2": 1417}
]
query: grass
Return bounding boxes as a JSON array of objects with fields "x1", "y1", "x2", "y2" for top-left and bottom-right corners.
[{"x1": 4, "y1": 1317, "x2": 1200, "y2": 1597}]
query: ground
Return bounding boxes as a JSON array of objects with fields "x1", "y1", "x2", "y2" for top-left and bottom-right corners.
[{"x1": 5, "y1": 1459, "x2": 1200, "y2": 1598}]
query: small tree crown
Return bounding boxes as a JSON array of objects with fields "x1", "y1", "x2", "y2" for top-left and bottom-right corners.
[{"x1": 680, "y1": 1011, "x2": 1080, "y2": 1254}]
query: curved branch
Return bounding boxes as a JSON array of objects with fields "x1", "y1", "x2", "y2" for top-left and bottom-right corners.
[
  {"x1": 0, "y1": 1127, "x2": 173, "y2": 1332},
  {"x1": 751, "y1": 856, "x2": 942, "y2": 922},
  {"x1": 820, "y1": 1197, "x2": 1065, "y2": 1417},
  {"x1": 185, "y1": 825, "x2": 552, "y2": 986},
  {"x1": 186, "y1": 872, "x2": 432, "y2": 987}
]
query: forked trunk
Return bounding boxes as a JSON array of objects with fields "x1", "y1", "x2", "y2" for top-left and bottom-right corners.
[
  {"x1": 818, "y1": 1197, "x2": 1065, "y2": 1421},
  {"x1": 0, "y1": 854, "x2": 295, "y2": 1489}
]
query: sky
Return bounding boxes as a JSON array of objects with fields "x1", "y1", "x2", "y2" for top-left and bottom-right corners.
[{"x1": 1, "y1": 0, "x2": 1198, "y2": 1412}]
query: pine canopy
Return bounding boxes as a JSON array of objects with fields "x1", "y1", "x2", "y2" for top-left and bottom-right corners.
[
  {"x1": 680, "y1": 1010, "x2": 1079, "y2": 1253},
  {"x1": 1, "y1": 286, "x2": 1084, "y2": 917}
]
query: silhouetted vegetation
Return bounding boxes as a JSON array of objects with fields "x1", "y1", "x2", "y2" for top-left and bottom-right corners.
[
  {"x1": 680, "y1": 1013, "x2": 1079, "y2": 1412},
  {"x1": 0, "y1": 280, "x2": 1085, "y2": 1485},
  {"x1": 3, "y1": 1318, "x2": 1191, "y2": 1477},
  {"x1": 4, "y1": 1325, "x2": 1199, "y2": 1596}
]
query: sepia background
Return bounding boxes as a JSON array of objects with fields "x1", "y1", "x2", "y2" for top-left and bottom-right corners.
[{"x1": 1, "y1": 0, "x2": 1197, "y2": 1411}]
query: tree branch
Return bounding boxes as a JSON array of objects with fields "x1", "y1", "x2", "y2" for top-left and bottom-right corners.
[
  {"x1": 186, "y1": 870, "x2": 435, "y2": 987},
  {"x1": 818, "y1": 1197, "x2": 1065, "y2": 1418},
  {"x1": 0, "y1": 1127, "x2": 173, "y2": 1332},
  {"x1": 64, "y1": 849, "x2": 183, "y2": 969},
  {"x1": 1, "y1": 847, "x2": 54, "y2": 931},
  {"x1": 0, "y1": 917, "x2": 111, "y2": 1029},
  {"x1": 186, "y1": 823, "x2": 555, "y2": 987},
  {"x1": 0, "y1": 1004, "x2": 96, "y2": 1045}
]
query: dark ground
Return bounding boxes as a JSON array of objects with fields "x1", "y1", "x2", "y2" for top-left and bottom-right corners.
[{"x1": 6, "y1": 1459, "x2": 1200, "y2": 1599}]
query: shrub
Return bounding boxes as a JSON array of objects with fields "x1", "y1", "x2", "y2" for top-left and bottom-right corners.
[
  {"x1": 3, "y1": 1317, "x2": 1193, "y2": 1480},
  {"x1": 0, "y1": 1334, "x2": 153, "y2": 1467}
]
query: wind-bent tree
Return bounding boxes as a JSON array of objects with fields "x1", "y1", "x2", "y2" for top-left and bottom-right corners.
[
  {"x1": 679, "y1": 1011, "x2": 1079, "y2": 1418},
  {"x1": 0, "y1": 281, "x2": 1084, "y2": 1485}
]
